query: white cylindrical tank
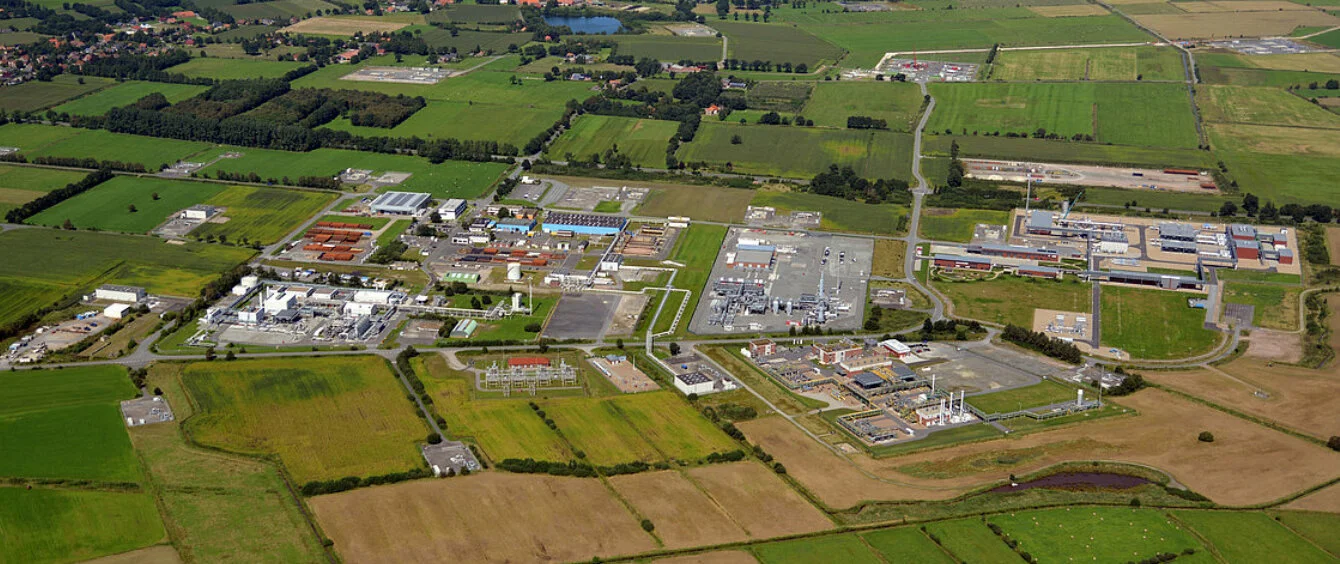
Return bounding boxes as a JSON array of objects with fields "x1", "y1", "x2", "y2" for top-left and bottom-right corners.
[
  {"x1": 512, "y1": 292, "x2": 522, "y2": 310},
  {"x1": 1077, "y1": 389, "x2": 1084, "y2": 406},
  {"x1": 506, "y1": 262, "x2": 522, "y2": 281}
]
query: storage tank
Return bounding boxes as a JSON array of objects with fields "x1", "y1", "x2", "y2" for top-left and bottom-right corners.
[{"x1": 506, "y1": 262, "x2": 522, "y2": 281}]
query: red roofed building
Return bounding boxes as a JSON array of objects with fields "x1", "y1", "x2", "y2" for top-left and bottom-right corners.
[
  {"x1": 508, "y1": 356, "x2": 552, "y2": 368},
  {"x1": 704, "y1": 104, "x2": 722, "y2": 116}
]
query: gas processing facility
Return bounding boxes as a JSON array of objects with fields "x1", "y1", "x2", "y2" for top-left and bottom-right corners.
[{"x1": 688, "y1": 228, "x2": 872, "y2": 334}]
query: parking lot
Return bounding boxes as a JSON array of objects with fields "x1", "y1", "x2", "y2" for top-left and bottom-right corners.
[
  {"x1": 341, "y1": 66, "x2": 453, "y2": 84},
  {"x1": 1205, "y1": 38, "x2": 1323, "y2": 55},
  {"x1": 913, "y1": 342, "x2": 1071, "y2": 394},
  {"x1": 875, "y1": 57, "x2": 979, "y2": 82}
]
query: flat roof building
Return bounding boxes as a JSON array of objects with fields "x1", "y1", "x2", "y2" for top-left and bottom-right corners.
[
  {"x1": 933, "y1": 254, "x2": 992, "y2": 271},
  {"x1": 1161, "y1": 240, "x2": 1198, "y2": 254},
  {"x1": 438, "y1": 198, "x2": 467, "y2": 220},
  {"x1": 494, "y1": 218, "x2": 536, "y2": 233},
  {"x1": 729, "y1": 248, "x2": 775, "y2": 270},
  {"x1": 967, "y1": 243, "x2": 1059, "y2": 262},
  {"x1": 370, "y1": 191, "x2": 431, "y2": 215},
  {"x1": 1158, "y1": 223, "x2": 1198, "y2": 242},
  {"x1": 541, "y1": 212, "x2": 626, "y2": 236},
  {"x1": 94, "y1": 284, "x2": 146, "y2": 303}
]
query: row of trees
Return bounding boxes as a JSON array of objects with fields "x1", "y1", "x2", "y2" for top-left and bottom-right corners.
[
  {"x1": 1001, "y1": 324, "x2": 1083, "y2": 364},
  {"x1": 807, "y1": 164, "x2": 911, "y2": 205},
  {"x1": 4, "y1": 168, "x2": 113, "y2": 224}
]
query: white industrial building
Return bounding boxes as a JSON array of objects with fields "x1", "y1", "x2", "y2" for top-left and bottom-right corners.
[
  {"x1": 182, "y1": 205, "x2": 220, "y2": 220},
  {"x1": 344, "y1": 302, "x2": 377, "y2": 316},
  {"x1": 263, "y1": 293, "x2": 296, "y2": 314},
  {"x1": 672, "y1": 371, "x2": 738, "y2": 396},
  {"x1": 103, "y1": 303, "x2": 132, "y2": 319},
  {"x1": 370, "y1": 191, "x2": 431, "y2": 215},
  {"x1": 95, "y1": 284, "x2": 146, "y2": 303},
  {"x1": 353, "y1": 290, "x2": 400, "y2": 304},
  {"x1": 439, "y1": 198, "x2": 467, "y2": 221}
]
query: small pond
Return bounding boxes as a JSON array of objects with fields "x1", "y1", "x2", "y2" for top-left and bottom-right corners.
[
  {"x1": 543, "y1": 15, "x2": 624, "y2": 34},
  {"x1": 989, "y1": 472, "x2": 1153, "y2": 494}
]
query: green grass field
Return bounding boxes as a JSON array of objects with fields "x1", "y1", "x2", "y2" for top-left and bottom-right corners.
[
  {"x1": 197, "y1": 145, "x2": 508, "y2": 199},
  {"x1": 936, "y1": 275, "x2": 1090, "y2": 327},
  {"x1": 0, "y1": 487, "x2": 166, "y2": 564},
  {"x1": 861, "y1": 527, "x2": 957, "y2": 563},
  {"x1": 1172, "y1": 510, "x2": 1333, "y2": 564},
  {"x1": 546, "y1": 392, "x2": 737, "y2": 465},
  {"x1": 634, "y1": 182, "x2": 757, "y2": 223},
  {"x1": 990, "y1": 46, "x2": 1185, "y2": 82},
  {"x1": 425, "y1": 3, "x2": 520, "y2": 23},
  {"x1": 30, "y1": 175, "x2": 224, "y2": 233},
  {"x1": 613, "y1": 35, "x2": 723, "y2": 62},
  {"x1": 927, "y1": 82, "x2": 1200, "y2": 149},
  {"x1": 0, "y1": 365, "x2": 140, "y2": 483},
  {"x1": 180, "y1": 356, "x2": 429, "y2": 483},
  {"x1": 669, "y1": 223, "x2": 728, "y2": 338},
  {"x1": 924, "y1": 134, "x2": 1215, "y2": 169},
  {"x1": 1222, "y1": 282, "x2": 1299, "y2": 330},
  {"x1": 168, "y1": 56, "x2": 307, "y2": 79},
  {"x1": 323, "y1": 99, "x2": 561, "y2": 147},
  {"x1": 546, "y1": 115, "x2": 679, "y2": 168},
  {"x1": 801, "y1": 81, "x2": 925, "y2": 131},
  {"x1": 1101, "y1": 285, "x2": 1219, "y2": 360},
  {"x1": 215, "y1": 0, "x2": 338, "y2": 19},
  {"x1": 990, "y1": 507, "x2": 1207, "y2": 564},
  {"x1": 0, "y1": 74, "x2": 116, "y2": 112},
  {"x1": 1209, "y1": 125, "x2": 1340, "y2": 207},
  {"x1": 192, "y1": 185, "x2": 336, "y2": 245},
  {"x1": 753, "y1": 533, "x2": 884, "y2": 564},
  {"x1": 51, "y1": 81, "x2": 210, "y2": 116},
  {"x1": 1271, "y1": 511, "x2": 1340, "y2": 557},
  {"x1": 1198, "y1": 85, "x2": 1340, "y2": 129},
  {"x1": 408, "y1": 26, "x2": 522, "y2": 54},
  {"x1": 0, "y1": 164, "x2": 87, "y2": 218},
  {"x1": 965, "y1": 379, "x2": 1076, "y2": 414},
  {"x1": 1309, "y1": 28, "x2": 1340, "y2": 48},
  {"x1": 805, "y1": 15, "x2": 1150, "y2": 67},
  {"x1": 925, "y1": 518, "x2": 1023, "y2": 562},
  {"x1": 714, "y1": 21, "x2": 845, "y2": 67},
  {"x1": 750, "y1": 189, "x2": 909, "y2": 235},
  {"x1": 0, "y1": 229, "x2": 251, "y2": 327},
  {"x1": 680, "y1": 121, "x2": 913, "y2": 179},
  {"x1": 919, "y1": 208, "x2": 1011, "y2": 242},
  {"x1": 0, "y1": 123, "x2": 213, "y2": 170}
]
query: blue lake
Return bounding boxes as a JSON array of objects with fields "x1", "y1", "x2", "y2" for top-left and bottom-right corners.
[{"x1": 544, "y1": 15, "x2": 624, "y2": 34}]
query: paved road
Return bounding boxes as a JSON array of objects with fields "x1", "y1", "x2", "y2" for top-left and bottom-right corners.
[{"x1": 900, "y1": 81, "x2": 947, "y2": 322}]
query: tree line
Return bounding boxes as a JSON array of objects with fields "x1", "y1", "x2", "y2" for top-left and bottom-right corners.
[
  {"x1": 4, "y1": 168, "x2": 113, "y2": 224},
  {"x1": 1002, "y1": 324, "x2": 1083, "y2": 364}
]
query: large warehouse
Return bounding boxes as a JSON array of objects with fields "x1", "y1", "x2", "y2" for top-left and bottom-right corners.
[
  {"x1": 541, "y1": 212, "x2": 627, "y2": 236},
  {"x1": 95, "y1": 284, "x2": 146, "y2": 303},
  {"x1": 370, "y1": 191, "x2": 431, "y2": 215}
]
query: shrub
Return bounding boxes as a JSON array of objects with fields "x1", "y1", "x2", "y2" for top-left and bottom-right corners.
[
  {"x1": 1198, "y1": 431, "x2": 1215, "y2": 443},
  {"x1": 640, "y1": 519, "x2": 655, "y2": 532}
]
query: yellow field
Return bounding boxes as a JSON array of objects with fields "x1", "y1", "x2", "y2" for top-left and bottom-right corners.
[
  {"x1": 1175, "y1": 0, "x2": 1310, "y2": 11},
  {"x1": 1209, "y1": 123, "x2": 1340, "y2": 157},
  {"x1": 685, "y1": 462, "x2": 834, "y2": 538},
  {"x1": 1199, "y1": 85, "x2": 1340, "y2": 129},
  {"x1": 1028, "y1": 4, "x2": 1110, "y2": 16},
  {"x1": 1239, "y1": 53, "x2": 1340, "y2": 74},
  {"x1": 610, "y1": 471, "x2": 750, "y2": 549},
  {"x1": 1327, "y1": 227, "x2": 1340, "y2": 266},
  {"x1": 1146, "y1": 356, "x2": 1340, "y2": 441},
  {"x1": 310, "y1": 473, "x2": 657, "y2": 563},
  {"x1": 179, "y1": 356, "x2": 429, "y2": 483},
  {"x1": 1133, "y1": 11, "x2": 1340, "y2": 38}
]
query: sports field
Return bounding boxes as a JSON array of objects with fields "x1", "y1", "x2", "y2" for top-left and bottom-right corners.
[
  {"x1": 0, "y1": 74, "x2": 115, "y2": 112},
  {"x1": 0, "y1": 487, "x2": 166, "y2": 564},
  {"x1": 1101, "y1": 285, "x2": 1219, "y2": 359},
  {"x1": 679, "y1": 122, "x2": 913, "y2": 179},
  {"x1": 0, "y1": 123, "x2": 213, "y2": 169},
  {"x1": 750, "y1": 189, "x2": 910, "y2": 235},
  {"x1": 191, "y1": 185, "x2": 336, "y2": 245},
  {"x1": 990, "y1": 507, "x2": 1206, "y2": 563},
  {"x1": 168, "y1": 56, "x2": 307, "y2": 79},
  {"x1": 919, "y1": 208, "x2": 1011, "y2": 242},
  {"x1": 801, "y1": 81, "x2": 924, "y2": 131},
  {"x1": 0, "y1": 164, "x2": 86, "y2": 218},
  {"x1": 0, "y1": 365, "x2": 140, "y2": 483},
  {"x1": 197, "y1": 145, "x2": 508, "y2": 199},
  {"x1": 30, "y1": 175, "x2": 224, "y2": 233},
  {"x1": 965, "y1": 379, "x2": 1076, "y2": 414},
  {"x1": 1171, "y1": 510, "x2": 1334, "y2": 563},
  {"x1": 990, "y1": 46, "x2": 1185, "y2": 82},
  {"x1": 927, "y1": 82, "x2": 1200, "y2": 149},
  {"x1": 546, "y1": 115, "x2": 679, "y2": 168},
  {"x1": 51, "y1": 81, "x2": 210, "y2": 116},
  {"x1": 180, "y1": 356, "x2": 429, "y2": 483},
  {"x1": 714, "y1": 21, "x2": 844, "y2": 67},
  {"x1": 935, "y1": 275, "x2": 1091, "y2": 327},
  {"x1": 613, "y1": 35, "x2": 723, "y2": 62}
]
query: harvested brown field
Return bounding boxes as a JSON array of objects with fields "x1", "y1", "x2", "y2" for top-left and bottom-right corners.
[
  {"x1": 1176, "y1": 0, "x2": 1309, "y2": 11},
  {"x1": 1132, "y1": 11, "x2": 1340, "y2": 39},
  {"x1": 1241, "y1": 53, "x2": 1340, "y2": 74},
  {"x1": 1327, "y1": 227, "x2": 1340, "y2": 266},
  {"x1": 281, "y1": 16, "x2": 412, "y2": 35},
  {"x1": 737, "y1": 417, "x2": 967, "y2": 509},
  {"x1": 655, "y1": 551, "x2": 759, "y2": 564},
  {"x1": 1029, "y1": 4, "x2": 1109, "y2": 16},
  {"x1": 609, "y1": 471, "x2": 749, "y2": 549},
  {"x1": 744, "y1": 389, "x2": 1340, "y2": 507},
  {"x1": 685, "y1": 462, "x2": 834, "y2": 538},
  {"x1": 83, "y1": 546, "x2": 181, "y2": 564},
  {"x1": 310, "y1": 473, "x2": 657, "y2": 563},
  {"x1": 871, "y1": 239, "x2": 906, "y2": 278},
  {"x1": 1145, "y1": 357, "x2": 1340, "y2": 440},
  {"x1": 1284, "y1": 482, "x2": 1340, "y2": 513},
  {"x1": 1242, "y1": 329, "x2": 1303, "y2": 363}
]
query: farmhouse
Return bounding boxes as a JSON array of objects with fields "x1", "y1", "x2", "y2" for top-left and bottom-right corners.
[
  {"x1": 95, "y1": 284, "x2": 146, "y2": 303},
  {"x1": 370, "y1": 191, "x2": 431, "y2": 215}
]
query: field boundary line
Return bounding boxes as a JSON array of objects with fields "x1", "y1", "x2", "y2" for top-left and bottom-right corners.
[
  {"x1": 1147, "y1": 382, "x2": 1326, "y2": 446},
  {"x1": 913, "y1": 525, "x2": 963, "y2": 562},
  {"x1": 1164, "y1": 510, "x2": 1230, "y2": 563},
  {"x1": 854, "y1": 531, "x2": 891, "y2": 563},
  {"x1": 1270, "y1": 508, "x2": 1340, "y2": 558},
  {"x1": 675, "y1": 467, "x2": 756, "y2": 539}
]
